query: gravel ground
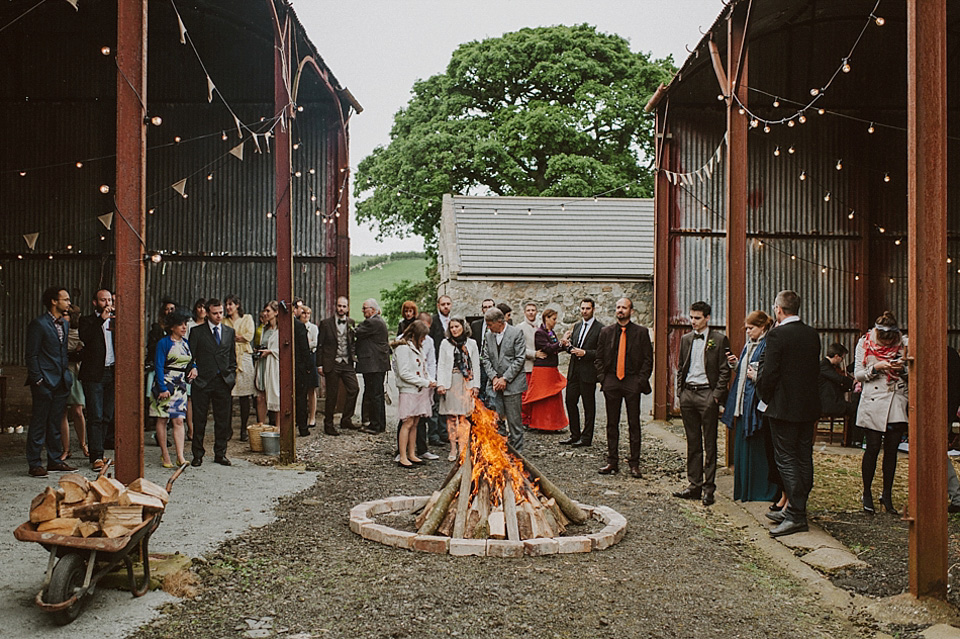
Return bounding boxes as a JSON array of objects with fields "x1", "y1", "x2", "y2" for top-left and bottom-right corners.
[{"x1": 128, "y1": 421, "x2": 860, "y2": 639}]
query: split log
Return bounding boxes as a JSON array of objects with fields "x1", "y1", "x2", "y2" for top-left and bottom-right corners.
[
  {"x1": 30, "y1": 487, "x2": 59, "y2": 524},
  {"x1": 503, "y1": 479, "x2": 520, "y2": 541},
  {"x1": 417, "y1": 465, "x2": 463, "y2": 536},
  {"x1": 516, "y1": 508, "x2": 533, "y2": 540},
  {"x1": 415, "y1": 491, "x2": 442, "y2": 528},
  {"x1": 90, "y1": 476, "x2": 125, "y2": 503},
  {"x1": 59, "y1": 474, "x2": 90, "y2": 504},
  {"x1": 127, "y1": 477, "x2": 170, "y2": 505},
  {"x1": 452, "y1": 434, "x2": 473, "y2": 538},
  {"x1": 102, "y1": 525, "x2": 133, "y2": 539},
  {"x1": 68, "y1": 502, "x2": 109, "y2": 521},
  {"x1": 545, "y1": 497, "x2": 570, "y2": 527},
  {"x1": 465, "y1": 480, "x2": 490, "y2": 539},
  {"x1": 100, "y1": 505, "x2": 142, "y2": 530},
  {"x1": 437, "y1": 500, "x2": 457, "y2": 537},
  {"x1": 37, "y1": 517, "x2": 81, "y2": 536},
  {"x1": 78, "y1": 521, "x2": 100, "y2": 538},
  {"x1": 119, "y1": 490, "x2": 165, "y2": 513},
  {"x1": 508, "y1": 445, "x2": 587, "y2": 524},
  {"x1": 488, "y1": 508, "x2": 505, "y2": 539}
]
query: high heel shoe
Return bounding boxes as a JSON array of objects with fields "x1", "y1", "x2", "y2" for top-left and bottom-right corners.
[
  {"x1": 862, "y1": 490, "x2": 875, "y2": 515},
  {"x1": 879, "y1": 494, "x2": 899, "y2": 515},
  {"x1": 80, "y1": 443, "x2": 89, "y2": 458}
]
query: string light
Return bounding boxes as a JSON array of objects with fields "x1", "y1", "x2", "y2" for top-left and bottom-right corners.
[
  {"x1": 878, "y1": 226, "x2": 886, "y2": 233},
  {"x1": 772, "y1": 97, "x2": 780, "y2": 108},
  {"x1": 848, "y1": 211, "x2": 855, "y2": 219},
  {"x1": 76, "y1": 162, "x2": 83, "y2": 168},
  {"x1": 788, "y1": 146, "x2": 795, "y2": 154},
  {"x1": 174, "y1": 136, "x2": 181, "y2": 143},
  {"x1": 809, "y1": 88, "x2": 820, "y2": 97},
  {"x1": 315, "y1": 209, "x2": 320, "y2": 216},
  {"x1": 293, "y1": 143, "x2": 300, "y2": 150},
  {"x1": 867, "y1": 122, "x2": 875, "y2": 133},
  {"x1": 560, "y1": 204, "x2": 565, "y2": 211},
  {"x1": 821, "y1": 267, "x2": 827, "y2": 273},
  {"x1": 824, "y1": 192, "x2": 831, "y2": 202},
  {"x1": 889, "y1": 278, "x2": 895, "y2": 284},
  {"x1": 791, "y1": 254, "x2": 797, "y2": 260},
  {"x1": 855, "y1": 274, "x2": 860, "y2": 281},
  {"x1": 787, "y1": 120, "x2": 796, "y2": 128},
  {"x1": 799, "y1": 171, "x2": 807, "y2": 181},
  {"x1": 99, "y1": 184, "x2": 110, "y2": 194},
  {"x1": 884, "y1": 172, "x2": 891, "y2": 182},
  {"x1": 294, "y1": 171, "x2": 302, "y2": 178},
  {"x1": 872, "y1": 14, "x2": 885, "y2": 26},
  {"x1": 19, "y1": 171, "x2": 26, "y2": 176},
  {"x1": 750, "y1": 119, "x2": 759, "y2": 128},
  {"x1": 100, "y1": 46, "x2": 111, "y2": 55},
  {"x1": 309, "y1": 168, "x2": 316, "y2": 175},
  {"x1": 150, "y1": 253, "x2": 162, "y2": 263},
  {"x1": 221, "y1": 131, "x2": 228, "y2": 141},
  {"x1": 493, "y1": 209, "x2": 498, "y2": 215},
  {"x1": 763, "y1": 125, "x2": 771, "y2": 133},
  {"x1": 773, "y1": 146, "x2": 781, "y2": 157},
  {"x1": 527, "y1": 208, "x2": 532, "y2": 215},
  {"x1": 836, "y1": 159, "x2": 843, "y2": 170},
  {"x1": 206, "y1": 174, "x2": 213, "y2": 180},
  {"x1": 894, "y1": 238, "x2": 902, "y2": 246},
  {"x1": 818, "y1": 108, "x2": 825, "y2": 115},
  {"x1": 798, "y1": 114, "x2": 807, "y2": 124},
  {"x1": 842, "y1": 59, "x2": 852, "y2": 73}
]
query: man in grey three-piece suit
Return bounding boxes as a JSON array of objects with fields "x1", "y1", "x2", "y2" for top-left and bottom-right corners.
[{"x1": 480, "y1": 307, "x2": 528, "y2": 452}]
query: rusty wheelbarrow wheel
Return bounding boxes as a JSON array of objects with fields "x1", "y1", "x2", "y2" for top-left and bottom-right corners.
[{"x1": 44, "y1": 553, "x2": 87, "y2": 625}]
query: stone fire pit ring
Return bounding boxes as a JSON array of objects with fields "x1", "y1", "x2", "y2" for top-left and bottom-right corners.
[{"x1": 349, "y1": 496, "x2": 626, "y2": 558}]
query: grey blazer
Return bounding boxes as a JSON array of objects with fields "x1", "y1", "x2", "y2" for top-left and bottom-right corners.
[{"x1": 480, "y1": 323, "x2": 528, "y2": 396}]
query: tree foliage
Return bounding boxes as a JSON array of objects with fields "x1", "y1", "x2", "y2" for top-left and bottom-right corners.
[
  {"x1": 354, "y1": 24, "x2": 675, "y2": 255},
  {"x1": 379, "y1": 264, "x2": 440, "y2": 331}
]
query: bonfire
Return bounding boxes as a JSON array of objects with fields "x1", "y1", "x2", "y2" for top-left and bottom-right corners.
[{"x1": 415, "y1": 399, "x2": 587, "y2": 540}]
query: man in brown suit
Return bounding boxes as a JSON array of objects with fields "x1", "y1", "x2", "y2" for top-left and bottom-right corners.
[
  {"x1": 674, "y1": 301, "x2": 731, "y2": 506},
  {"x1": 316, "y1": 296, "x2": 359, "y2": 434},
  {"x1": 594, "y1": 298, "x2": 653, "y2": 478}
]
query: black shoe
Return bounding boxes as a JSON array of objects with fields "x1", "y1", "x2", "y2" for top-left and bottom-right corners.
[
  {"x1": 239, "y1": 432, "x2": 248, "y2": 442},
  {"x1": 629, "y1": 465, "x2": 642, "y2": 479},
  {"x1": 879, "y1": 494, "x2": 898, "y2": 515},
  {"x1": 702, "y1": 494, "x2": 715, "y2": 506},
  {"x1": 299, "y1": 428, "x2": 310, "y2": 437},
  {"x1": 673, "y1": 488, "x2": 701, "y2": 500},
  {"x1": 769, "y1": 520, "x2": 809, "y2": 537},
  {"x1": 598, "y1": 464, "x2": 619, "y2": 475},
  {"x1": 191, "y1": 457, "x2": 202, "y2": 467},
  {"x1": 766, "y1": 510, "x2": 786, "y2": 523},
  {"x1": 769, "y1": 503, "x2": 783, "y2": 512},
  {"x1": 862, "y1": 490, "x2": 875, "y2": 515},
  {"x1": 572, "y1": 440, "x2": 593, "y2": 448},
  {"x1": 559, "y1": 437, "x2": 580, "y2": 445},
  {"x1": 324, "y1": 426, "x2": 341, "y2": 436},
  {"x1": 360, "y1": 426, "x2": 381, "y2": 435},
  {"x1": 214, "y1": 456, "x2": 232, "y2": 466}
]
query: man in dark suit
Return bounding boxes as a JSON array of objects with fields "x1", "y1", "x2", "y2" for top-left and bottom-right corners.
[
  {"x1": 594, "y1": 298, "x2": 653, "y2": 478},
  {"x1": 355, "y1": 299, "x2": 391, "y2": 434},
  {"x1": 317, "y1": 296, "x2": 359, "y2": 435},
  {"x1": 757, "y1": 290, "x2": 822, "y2": 536},
  {"x1": 293, "y1": 301, "x2": 316, "y2": 438},
  {"x1": 189, "y1": 298, "x2": 237, "y2": 466},
  {"x1": 470, "y1": 298, "x2": 496, "y2": 408},
  {"x1": 79, "y1": 289, "x2": 115, "y2": 470},
  {"x1": 818, "y1": 342, "x2": 857, "y2": 424},
  {"x1": 25, "y1": 286, "x2": 76, "y2": 477},
  {"x1": 427, "y1": 295, "x2": 453, "y2": 445},
  {"x1": 674, "y1": 301, "x2": 731, "y2": 505},
  {"x1": 561, "y1": 297, "x2": 603, "y2": 447}
]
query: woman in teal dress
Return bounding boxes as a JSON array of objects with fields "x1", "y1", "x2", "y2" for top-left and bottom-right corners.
[
  {"x1": 722, "y1": 310, "x2": 778, "y2": 502},
  {"x1": 150, "y1": 311, "x2": 197, "y2": 468}
]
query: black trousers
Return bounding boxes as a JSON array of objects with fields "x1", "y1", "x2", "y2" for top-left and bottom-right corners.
[
  {"x1": 323, "y1": 362, "x2": 359, "y2": 428},
  {"x1": 565, "y1": 378, "x2": 598, "y2": 443},
  {"x1": 361, "y1": 372, "x2": 386, "y2": 432},
  {"x1": 769, "y1": 417, "x2": 816, "y2": 525},
  {"x1": 862, "y1": 422, "x2": 906, "y2": 500},
  {"x1": 191, "y1": 377, "x2": 233, "y2": 459},
  {"x1": 296, "y1": 376, "x2": 309, "y2": 431},
  {"x1": 679, "y1": 387, "x2": 720, "y2": 494},
  {"x1": 602, "y1": 381, "x2": 641, "y2": 467}
]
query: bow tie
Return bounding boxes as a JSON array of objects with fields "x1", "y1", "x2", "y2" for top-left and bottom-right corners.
[
  {"x1": 337, "y1": 319, "x2": 346, "y2": 325},
  {"x1": 693, "y1": 333, "x2": 705, "y2": 341}
]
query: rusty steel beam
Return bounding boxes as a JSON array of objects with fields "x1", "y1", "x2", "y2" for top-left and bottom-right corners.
[
  {"x1": 724, "y1": 6, "x2": 748, "y2": 466},
  {"x1": 906, "y1": 0, "x2": 948, "y2": 599},
  {"x1": 652, "y1": 109, "x2": 671, "y2": 422},
  {"x1": 336, "y1": 125, "x2": 350, "y2": 311},
  {"x1": 274, "y1": 9, "x2": 295, "y2": 464},
  {"x1": 113, "y1": 0, "x2": 147, "y2": 484}
]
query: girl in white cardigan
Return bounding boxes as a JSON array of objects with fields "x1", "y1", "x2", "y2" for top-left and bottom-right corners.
[
  {"x1": 436, "y1": 318, "x2": 481, "y2": 461},
  {"x1": 392, "y1": 320, "x2": 436, "y2": 468}
]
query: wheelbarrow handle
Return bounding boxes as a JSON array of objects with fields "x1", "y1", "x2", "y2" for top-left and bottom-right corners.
[
  {"x1": 165, "y1": 462, "x2": 189, "y2": 494},
  {"x1": 97, "y1": 458, "x2": 112, "y2": 479}
]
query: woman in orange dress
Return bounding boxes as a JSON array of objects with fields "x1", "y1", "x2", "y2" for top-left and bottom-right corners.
[{"x1": 525, "y1": 308, "x2": 568, "y2": 431}]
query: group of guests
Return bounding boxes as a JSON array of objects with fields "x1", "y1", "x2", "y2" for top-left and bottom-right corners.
[{"x1": 681, "y1": 290, "x2": 915, "y2": 537}]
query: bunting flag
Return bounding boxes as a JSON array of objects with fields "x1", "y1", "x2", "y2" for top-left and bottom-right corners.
[
  {"x1": 177, "y1": 13, "x2": 187, "y2": 44},
  {"x1": 233, "y1": 114, "x2": 242, "y2": 138},
  {"x1": 97, "y1": 212, "x2": 114, "y2": 230},
  {"x1": 64, "y1": 0, "x2": 78, "y2": 10},
  {"x1": 172, "y1": 178, "x2": 187, "y2": 198},
  {"x1": 263, "y1": 131, "x2": 271, "y2": 153},
  {"x1": 206, "y1": 76, "x2": 215, "y2": 103},
  {"x1": 229, "y1": 141, "x2": 245, "y2": 161},
  {"x1": 252, "y1": 134, "x2": 262, "y2": 154},
  {"x1": 23, "y1": 232, "x2": 39, "y2": 250}
]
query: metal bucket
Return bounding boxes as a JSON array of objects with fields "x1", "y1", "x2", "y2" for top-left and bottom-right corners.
[{"x1": 260, "y1": 431, "x2": 280, "y2": 455}]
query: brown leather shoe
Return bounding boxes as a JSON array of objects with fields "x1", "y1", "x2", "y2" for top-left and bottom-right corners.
[
  {"x1": 47, "y1": 461, "x2": 77, "y2": 472},
  {"x1": 28, "y1": 466, "x2": 48, "y2": 478},
  {"x1": 598, "y1": 464, "x2": 619, "y2": 475},
  {"x1": 629, "y1": 465, "x2": 642, "y2": 478},
  {"x1": 672, "y1": 487, "x2": 702, "y2": 500}
]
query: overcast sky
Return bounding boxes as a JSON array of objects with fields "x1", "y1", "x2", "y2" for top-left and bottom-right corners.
[{"x1": 293, "y1": 0, "x2": 726, "y2": 255}]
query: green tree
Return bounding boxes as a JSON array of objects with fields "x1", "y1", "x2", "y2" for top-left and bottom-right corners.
[
  {"x1": 379, "y1": 265, "x2": 440, "y2": 332},
  {"x1": 354, "y1": 24, "x2": 675, "y2": 255}
]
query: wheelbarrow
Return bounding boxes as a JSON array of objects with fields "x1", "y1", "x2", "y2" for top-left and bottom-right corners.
[{"x1": 13, "y1": 461, "x2": 188, "y2": 625}]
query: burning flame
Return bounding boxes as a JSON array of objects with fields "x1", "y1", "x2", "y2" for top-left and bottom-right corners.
[{"x1": 467, "y1": 399, "x2": 529, "y2": 506}]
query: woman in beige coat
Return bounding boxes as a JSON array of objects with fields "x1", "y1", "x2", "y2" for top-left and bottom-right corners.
[{"x1": 854, "y1": 311, "x2": 908, "y2": 515}]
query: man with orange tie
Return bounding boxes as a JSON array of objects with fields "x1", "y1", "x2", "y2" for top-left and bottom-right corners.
[{"x1": 594, "y1": 298, "x2": 653, "y2": 478}]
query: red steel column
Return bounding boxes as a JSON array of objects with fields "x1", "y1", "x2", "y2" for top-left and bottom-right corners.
[
  {"x1": 906, "y1": 0, "x2": 947, "y2": 599},
  {"x1": 652, "y1": 110, "x2": 671, "y2": 421},
  {"x1": 337, "y1": 122, "x2": 350, "y2": 308},
  {"x1": 114, "y1": 0, "x2": 147, "y2": 484},
  {"x1": 274, "y1": 14, "x2": 295, "y2": 464},
  {"x1": 724, "y1": 9, "x2": 748, "y2": 465}
]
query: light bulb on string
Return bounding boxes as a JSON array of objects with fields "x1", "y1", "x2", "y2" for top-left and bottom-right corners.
[
  {"x1": 774, "y1": 146, "x2": 781, "y2": 157},
  {"x1": 848, "y1": 211, "x2": 855, "y2": 219},
  {"x1": 527, "y1": 208, "x2": 532, "y2": 215},
  {"x1": 873, "y1": 14, "x2": 885, "y2": 26},
  {"x1": 293, "y1": 143, "x2": 300, "y2": 150},
  {"x1": 310, "y1": 195, "x2": 317, "y2": 202},
  {"x1": 763, "y1": 125, "x2": 771, "y2": 133},
  {"x1": 174, "y1": 136, "x2": 181, "y2": 143},
  {"x1": 758, "y1": 240, "x2": 764, "y2": 247},
  {"x1": 148, "y1": 208, "x2": 155, "y2": 215},
  {"x1": 836, "y1": 159, "x2": 843, "y2": 170},
  {"x1": 810, "y1": 88, "x2": 820, "y2": 96},
  {"x1": 593, "y1": 196, "x2": 598, "y2": 202},
  {"x1": 335, "y1": 212, "x2": 340, "y2": 218},
  {"x1": 76, "y1": 162, "x2": 83, "y2": 168},
  {"x1": 101, "y1": 46, "x2": 111, "y2": 55},
  {"x1": 824, "y1": 192, "x2": 831, "y2": 202},
  {"x1": 297, "y1": 105, "x2": 304, "y2": 112},
  {"x1": 884, "y1": 173, "x2": 891, "y2": 183},
  {"x1": 494, "y1": 209, "x2": 499, "y2": 215},
  {"x1": 773, "y1": 97, "x2": 780, "y2": 108},
  {"x1": 309, "y1": 168, "x2": 316, "y2": 175},
  {"x1": 151, "y1": 253, "x2": 162, "y2": 263},
  {"x1": 889, "y1": 278, "x2": 895, "y2": 284},
  {"x1": 315, "y1": 209, "x2": 321, "y2": 216},
  {"x1": 738, "y1": 108, "x2": 745, "y2": 115},
  {"x1": 894, "y1": 238, "x2": 902, "y2": 246},
  {"x1": 19, "y1": 171, "x2": 26, "y2": 177},
  {"x1": 266, "y1": 211, "x2": 273, "y2": 219},
  {"x1": 821, "y1": 267, "x2": 827, "y2": 273},
  {"x1": 99, "y1": 235, "x2": 105, "y2": 241},
  {"x1": 867, "y1": 122, "x2": 875, "y2": 134},
  {"x1": 878, "y1": 226, "x2": 886, "y2": 233},
  {"x1": 788, "y1": 146, "x2": 795, "y2": 154},
  {"x1": 206, "y1": 174, "x2": 213, "y2": 181},
  {"x1": 221, "y1": 131, "x2": 228, "y2": 140},
  {"x1": 717, "y1": 94, "x2": 725, "y2": 101},
  {"x1": 750, "y1": 119, "x2": 759, "y2": 128},
  {"x1": 855, "y1": 274, "x2": 860, "y2": 281},
  {"x1": 17, "y1": 255, "x2": 22, "y2": 259},
  {"x1": 99, "y1": 184, "x2": 110, "y2": 194},
  {"x1": 294, "y1": 171, "x2": 302, "y2": 178},
  {"x1": 787, "y1": 120, "x2": 796, "y2": 127},
  {"x1": 66, "y1": 244, "x2": 72, "y2": 250},
  {"x1": 791, "y1": 255, "x2": 797, "y2": 260},
  {"x1": 799, "y1": 171, "x2": 807, "y2": 181},
  {"x1": 818, "y1": 108, "x2": 825, "y2": 115},
  {"x1": 560, "y1": 204, "x2": 565, "y2": 211},
  {"x1": 798, "y1": 114, "x2": 807, "y2": 124},
  {"x1": 842, "y1": 59, "x2": 851, "y2": 73}
]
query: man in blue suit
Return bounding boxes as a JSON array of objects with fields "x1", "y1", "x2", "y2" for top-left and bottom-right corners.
[{"x1": 25, "y1": 286, "x2": 76, "y2": 477}]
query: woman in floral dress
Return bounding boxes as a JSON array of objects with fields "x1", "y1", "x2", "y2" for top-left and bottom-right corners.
[{"x1": 150, "y1": 310, "x2": 197, "y2": 467}]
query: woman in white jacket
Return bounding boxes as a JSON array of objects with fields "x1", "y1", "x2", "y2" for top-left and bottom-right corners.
[
  {"x1": 437, "y1": 318, "x2": 480, "y2": 461},
  {"x1": 854, "y1": 311, "x2": 908, "y2": 515},
  {"x1": 392, "y1": 320, "x2": 436, "y2": 468}
]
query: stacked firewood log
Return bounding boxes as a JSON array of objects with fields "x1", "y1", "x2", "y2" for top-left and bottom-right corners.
[{"x1": 29, "y1": 473, "x2": 168, "y2": 538}]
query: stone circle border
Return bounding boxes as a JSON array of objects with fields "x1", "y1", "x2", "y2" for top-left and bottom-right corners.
[{"x1": 349, "y1": 496, "x2": 626, "y2": 557}]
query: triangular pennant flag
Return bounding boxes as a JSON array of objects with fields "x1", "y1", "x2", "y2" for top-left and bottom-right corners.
[
  {"x1": 206, "y1": 76, "x2": 215, "y2": 103},
  {"x1": 64, "y1": 0, "x2": 79, "y2": 10},
  {"x1": 233, "y1": 114, "x2": 242, "y2": 138},
  {"x1": 697, "y1": 168, "x2": 705, "y2": 182},
  {"x1": 23, "y1": 232, "x2": 39, "y2": 250},
  {"x1": 252, "y1": 134, "x2": 262, "y2": 154},
  {"x1": 279, "y1": 113, "x2": 287, "y2": 133},
  {"x1": 665, "y1": 172, "x2": 674, "y2": 185},
  {"x1": 229, "y1": 141, "x2": 245, "y2": 161},
  {"x1": 177, "y1": 13, "x2": 187, "y2": 44},
  {"x1": 97, "y1": 212, "x2": 114, "y2": 230},
  {"x1": 263, "y1": 131, "x2": 271, "y2": 153},
  {"x1": 172, "y1": 178, "x2": 187, "y2": 198},
  {"x1": 705, "y1": 159, "x2": 714, "y2": 179}
]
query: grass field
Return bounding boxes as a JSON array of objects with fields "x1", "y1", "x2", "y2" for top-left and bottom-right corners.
[{"x1": 349, "y1": 256, "x2": 428, "y2": 320}]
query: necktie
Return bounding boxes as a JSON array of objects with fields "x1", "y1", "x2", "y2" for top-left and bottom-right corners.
[
  {"x1": 693, "y1": 333, "x2": 705, "y2": 341},
  {"x1": 578, "y1": 323, "x2": 587, "y2": 348},
  {"x1": 214, "y1": 325, "x2": 221, "y2": 345},
  {"x1": 616, "y1": 326, "x2": 627, "y2": 380}
]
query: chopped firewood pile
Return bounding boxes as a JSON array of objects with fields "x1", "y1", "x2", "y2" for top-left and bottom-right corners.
[
  {"x1": 415, "y1": 400, "x2": 587, "y2": 540},
  {"x1": 29, "y1": 473, "x2": 169, "y2": 539}
]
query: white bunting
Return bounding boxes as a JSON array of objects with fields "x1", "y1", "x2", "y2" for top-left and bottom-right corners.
[
  {"x1": 23, "y1": 232, "x2": 39, "y2": 250},
  {"x1": 97, "y1": 212, "x2": 114, "y2": 230},
  {"x1": 263, "y1": 131, "x2": 271, "y2": 153},
  {"x1": 252, "y1": 134, "x2": 262, "y2": 154},
  {"x1": 233, "y1": 114, "x2": 242, "y2": 138},
  {"x1": 229, "y1": 141, "x2": 245, "y2": 161},
  {"x1": 172, "y1": 178, "x2": 187, "y2": 198},
  {"x1": 206, "y1": 76, "x2": 215, "y2": 103},
  {"x1": 64, "y1": 0, "x2": 79, "y2": 10},
  {"x1": 177, "y1": 13, "x2": 187, "y2": 44}
]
